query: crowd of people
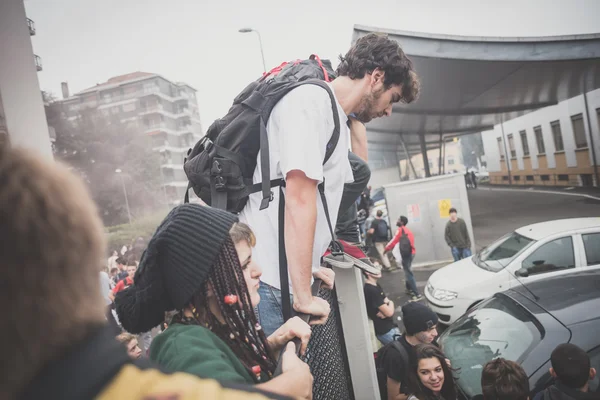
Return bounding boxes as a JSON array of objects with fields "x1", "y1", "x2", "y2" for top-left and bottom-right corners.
[{"x1": 2, "y1": 30, "x2": 596, "y2": 400}]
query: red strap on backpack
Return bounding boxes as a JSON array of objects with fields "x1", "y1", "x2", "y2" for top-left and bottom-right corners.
[{"x1": 310, "y1": 54, "x2": 331, "y2": 82}]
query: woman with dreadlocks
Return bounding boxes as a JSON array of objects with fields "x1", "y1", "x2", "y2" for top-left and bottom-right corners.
[{"x1": 115, "y1": 204, "x2": 313, "y2": 399}]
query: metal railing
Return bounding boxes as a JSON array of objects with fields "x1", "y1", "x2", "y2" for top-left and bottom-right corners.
[
  {"x1": 489, "y1": 173, "x2": 596, "y2": 188},
  {"x1": 27, "y1": 18, "x2": 35, "y2": 36}
]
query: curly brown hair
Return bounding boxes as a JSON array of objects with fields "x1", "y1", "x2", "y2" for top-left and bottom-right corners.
[{"x1": 337, "y1": 33, "x2": 420, "y2": 104}]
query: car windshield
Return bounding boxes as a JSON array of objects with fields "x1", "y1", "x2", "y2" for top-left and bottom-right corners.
[
  {"x1": 474, "y1": 232, "x2": 535, "y2": 272},
  {"x1": 439, "y1": 295, "x2": 542, "y2": 398}
]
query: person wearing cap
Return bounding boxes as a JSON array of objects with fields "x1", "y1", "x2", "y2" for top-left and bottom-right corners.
[
  {"x1": 0, "y1": 146, "x2": 290, "y2": 400},
  {"x1": 115, "y1": 204, "x2": 314, "y2": 399},
  {"x1": 378, "y1": 302, "x2": 439, "y2": 400},
  {"x1": 363, "y1": 265, "x2": 399, "y2": 345}
]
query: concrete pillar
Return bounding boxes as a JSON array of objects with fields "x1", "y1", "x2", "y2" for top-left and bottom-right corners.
[
  {"x1": 335, "y1": 266, "x2": 381, "y2": 400},
  {"x1": 0, "y1": 0, "x2": 53, "y2": 159}
]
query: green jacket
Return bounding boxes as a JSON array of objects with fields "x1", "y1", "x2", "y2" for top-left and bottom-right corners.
[{"x1": 150, "y1": 323, "x2": 266, "y2": 385}]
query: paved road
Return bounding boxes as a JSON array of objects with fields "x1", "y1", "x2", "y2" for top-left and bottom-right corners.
[{"x1": 377, "y1": 187, "x2": 600, "y2": 326}]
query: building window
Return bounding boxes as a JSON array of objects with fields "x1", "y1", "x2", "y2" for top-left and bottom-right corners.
[
  {"x1": 507, "y1": 134, "x2": 516, "y2": 158},
  {"x1": 102, "y1": 93, "x2": 111, "y2": 103},
  {"x1": 497, "y1": 137, "x2": 504, "y2": 159},
  {"x1": 122, "y1": 103, "x2": 136, "y2": 113},
  {"x1": 571, "y1": 113, "x2": 587, "y2": 149},
  {"x1": 581, "y1": 174, "x2": 594, "y2": 187},
  {"x1": 514, "y1": 175, "x2": 521, "y2": 181},
  {"x1": 520, "y1": 130, "x2": 529, "y2": 156},
  {"x1": 534, "y1": 126, "x2": 545, "y2": 154},
  {"x1": 428, "y1": 161, "x2": 434, "y2": 169},
  {"x1": 111, "y1": 106, "x2": 120, "y2": 114},
  {"x1": 502, "y1": 176, "x2": 509, "y2": 181},
  {"x1": 526, "y1": 175, "x2": 534, "y2": 181},
  {"x1": 447, "y1": 157, "x2": 455, "y2": 166},
  {"x1": 558, "y1": 174, "x2": 569, "y2": 181},
  {"x1": 541, "y1": 175, "x2": 550, "y2": 181},
  {"x1": 551, "y1": 120, "x2": 564, "y2": 152}
]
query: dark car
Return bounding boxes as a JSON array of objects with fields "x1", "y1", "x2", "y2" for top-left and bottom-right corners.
[{"x1": 438, "y1": 270, "x2": 600, "y2": 399}]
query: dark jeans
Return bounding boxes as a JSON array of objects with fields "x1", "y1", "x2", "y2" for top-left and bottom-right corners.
[
  {"x1": 402, "y1": 254, "x2": 419, "y2": 295},
  {"x1": 335, "y1": 151, "x2": 371, "y2": 243}
]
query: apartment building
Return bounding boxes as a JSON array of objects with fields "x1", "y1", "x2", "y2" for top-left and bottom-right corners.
[
  {"x1": 0, "y1": 0, "x2": 52, "y2": 158},
  {"x1": 57, "y1": 71, "x2": 203, "y2": 202},
  {"x1": 482, "y1": 89, "x2": 600, "y2": 187},
  {"x1": 399, "y1": 140, "x2": 467, "y2": 179}
]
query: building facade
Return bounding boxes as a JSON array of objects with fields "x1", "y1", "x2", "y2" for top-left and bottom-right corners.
[
  {"x1": 400, "y1": 140, "x2": 467, "y2": 179},
  {"x1": 56, "y1": 72, "x2": 203, "y2": 202},
  {"x1": 0, "y1": 0, "x2": 52, "y2": 158},
  {"x1": 482, "y1": 89, "x2": 600, "y2": 187}
]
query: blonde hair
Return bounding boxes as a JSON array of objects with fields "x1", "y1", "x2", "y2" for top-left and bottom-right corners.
[
  {"x1": 0, "y1": 147, "x2": 107, "y2": 398},
  {"x1": 229, "y1": 222, "x2": 256, "y2": 247},
  {"x1": 116, "y1": 332, "x2": 137, "y2": 346}
]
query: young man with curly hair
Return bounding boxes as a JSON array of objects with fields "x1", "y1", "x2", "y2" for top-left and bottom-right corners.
[{"x1": 240, "y1": 32, "x2": 421, "y2": 336}]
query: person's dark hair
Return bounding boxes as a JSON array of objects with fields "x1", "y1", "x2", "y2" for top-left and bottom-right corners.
[
  {"x1": 406, "y1": 344, "x2": 457, "y2": 400},
  {"x1": 336, "y1": 33, "x2": 420, "y2": 104},
  {"x1": 186, "y1": 236, "x2": 276, "y2": 382},
  {"x1": 376, "y1": 210, "x2": 383, "y2": 217},
  {"x1": 449, "y1": 208, "x2": 457, "y2": 214},
  {"x1": 398, "y1": 216, "x2": 408, "y2": 226},
  {"x1": 551, "y1": 343, "x2": 591, "y2": 389},
  {"x1": 481, "y1": 358, "x2": 529, "y2": 400},
  {"x1": 115, "y1": 256, "x2": 126, "y2": 265},
  {"x1": 110, "y1": 267, "x2": 119, "y2": 274}
]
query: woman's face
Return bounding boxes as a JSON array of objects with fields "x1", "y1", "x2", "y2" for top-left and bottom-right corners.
[
  {"x1": 417, "y1": 357, "x2": 445, "y2": 393},
  {"x1": 235, "y1": 240, "x2": 262, "y2": 307},
  {"x1": 127, "y1": 339, "x2": 142, "y2": 359}
]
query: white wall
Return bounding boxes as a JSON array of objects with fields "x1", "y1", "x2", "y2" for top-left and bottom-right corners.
[
  {"x1": 482, "y1": 89, "x2": 600, "y2": 172},
  {"x1": 0, "y1": 0, "x2": 52, "y2": 159},
  {"x1": 369, "y1": 166, "x2": 401, "y2": 188}
]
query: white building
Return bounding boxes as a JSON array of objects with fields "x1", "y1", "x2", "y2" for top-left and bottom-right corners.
[{"x1": 482, "y1": 89, "x2": 600, "y2": 187}]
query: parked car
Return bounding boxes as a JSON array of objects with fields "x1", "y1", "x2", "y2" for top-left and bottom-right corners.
[
  {"x1": 438, "y1": 270, "x2": 600, "y2": 399},
  {"x1": 425, "y1": 217, "x2": 600, "y2": 325}
]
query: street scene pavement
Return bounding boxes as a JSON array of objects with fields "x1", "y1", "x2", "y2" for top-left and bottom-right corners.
[{"x1": 378, "y1": 186, "x2": 600, "y2": 326}]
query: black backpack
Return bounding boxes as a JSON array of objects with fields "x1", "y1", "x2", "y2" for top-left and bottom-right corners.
[
  {"x1": 376, "y1": 339, "x2": 410, "y2": 399},
  {"x1": 183, "y1": 55, "x2": 343, "y2": 322},
  {"x1": 399, "y1": 227, "x2": 412, "y2": 258},
  {"x1": 376, "y1": 219, "x2": 389, "y2": 239},
  {"x1": 183, "y1": 55, "x2": 340, "y2": 212}
]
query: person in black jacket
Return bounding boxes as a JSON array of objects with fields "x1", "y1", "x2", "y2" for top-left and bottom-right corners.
[{"x1": 533, "y1": 343, "x2": 598, "y2": 400}]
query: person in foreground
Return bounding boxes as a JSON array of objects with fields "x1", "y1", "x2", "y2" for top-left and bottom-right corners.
[
  {"x1": 480, "y1": 357, "x2": 530, "y2": 400},
  {"x1": 0, "y1": 146, "x2": 289, "y2": 400},
  {"x1": 406, "y1": 344, "x2": 457, "y2": 400},
  {"x1": 533, "y1": 343, "x2": 597, "y2": 400},
  {"x1": 116, "y1": 204, "x2": 313, "y2": 399}
]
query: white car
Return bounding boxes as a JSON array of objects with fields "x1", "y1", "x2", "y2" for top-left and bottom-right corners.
[{"x1": 425, "y1": 217, "x2": 600, "y2": 325}]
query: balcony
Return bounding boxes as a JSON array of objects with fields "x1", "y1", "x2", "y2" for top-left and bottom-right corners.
[
  {"x1": 34, "y1": 55, "x2": 42, "y2": 71},
  {"x1": 27, "y1": 18, "x2": 36, "y2": 36}
]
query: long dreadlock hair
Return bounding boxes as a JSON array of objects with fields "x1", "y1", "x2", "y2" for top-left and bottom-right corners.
[{"x1": 180, "y1": 224, "x2": 276, "y2": 382}]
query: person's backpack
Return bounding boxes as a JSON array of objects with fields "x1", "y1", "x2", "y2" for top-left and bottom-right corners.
[
  {"x1": 183, "y1": 55, "x2": 344, "y2": 322},
  {"x1": 183, "y1": 55, "x2": 339, "y2": 212},
  {"x1": 399, "y1": 227, "x2": 413, "y2": 258},
  {"x1": 375, "y1": 339, "x2": 410, "y2": 399},
  {"x1": 376, "y1": 219, "x2": 389, "y2": 239}
]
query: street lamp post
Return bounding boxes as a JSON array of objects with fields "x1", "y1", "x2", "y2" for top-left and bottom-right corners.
[
  {"x1": 239, "y1": 27, "x2": 266, "y2": 73},
  {"x1": 115, "y1": 169, "x2": 132, "y2": 225}
]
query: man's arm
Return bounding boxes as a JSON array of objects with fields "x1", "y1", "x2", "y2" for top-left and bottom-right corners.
[
  {"x1": 378, "y1": 298, "x2": 395, "y2": 318},
  {"x1": 384, "y1": 229, "x2": 401, "y2": 253},
  {"x1": 444, "y1": 223, "x2": 452, "y2": 247},
  {"x1": 387, "y1": 377, "x2": 407, "y2": 400},
  {"x1": 285, "y1": 170, "x2": 329, "y2": 322}
]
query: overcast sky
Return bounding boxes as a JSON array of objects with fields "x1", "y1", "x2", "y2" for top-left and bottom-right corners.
[{"x1": 25, "y1": 0, "x2": 600, "y2": 130}]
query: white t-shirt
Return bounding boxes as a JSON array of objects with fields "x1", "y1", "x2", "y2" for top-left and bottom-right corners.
[{"x1": 239, "y1": 83, "x2": 353, "y2": 292}]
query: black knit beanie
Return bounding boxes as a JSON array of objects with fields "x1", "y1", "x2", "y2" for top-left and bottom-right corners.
[
  {"x1": 402, "y1": 302, "x2": 438, "y2": 335},
  {"x1": 115, "y1": 204, "x2": 238, "y2": 334}
]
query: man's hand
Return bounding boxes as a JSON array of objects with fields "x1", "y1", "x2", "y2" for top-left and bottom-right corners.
[
  {"x1": 267, "y1": 316, "x2": 312, "y2": 356},
  {"x1": 294, "y1": 296, "x2": 330, "y2": 326},
  {"x1": 376, "y1": 311, "x2": 386, "y2": 319},
  {"x1": 313, "y1": 267, "x2": 335, "y2": 290}
]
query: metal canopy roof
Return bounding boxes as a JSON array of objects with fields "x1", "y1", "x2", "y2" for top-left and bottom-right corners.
[{"x1": 353, "y1": 25, "x2": 600, "y2": 166}]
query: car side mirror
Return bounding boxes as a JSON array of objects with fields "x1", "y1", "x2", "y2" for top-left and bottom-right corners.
[{"x1": 515, "y1": 267, "x2": 529, "y2": 278}]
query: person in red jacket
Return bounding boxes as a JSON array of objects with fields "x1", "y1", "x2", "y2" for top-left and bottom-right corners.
[{"x1": 385, "y1": 216, "x2": 422, "y2": 301}]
